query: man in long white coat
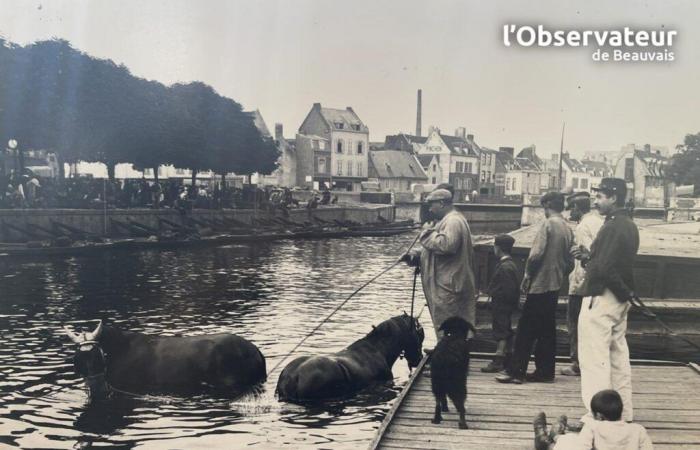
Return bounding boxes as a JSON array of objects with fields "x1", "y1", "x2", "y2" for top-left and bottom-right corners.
[{"x1": 405, "y1": 188, "x2": 477, "y2": 337}]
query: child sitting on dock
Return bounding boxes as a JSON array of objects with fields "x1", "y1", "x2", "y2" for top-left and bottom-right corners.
[
  {"x1": 534, "y1": 389, "x2": 653, "y2": 450},
  {"x1": 481, "y1": 234, "x2": 520, "y2": 373}
]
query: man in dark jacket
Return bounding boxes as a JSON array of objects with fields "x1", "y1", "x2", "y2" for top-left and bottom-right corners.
[
  {"x1": 574, "y1": 178, "x2": 639, "y2": 422},
  {"x1": 481, "y1": 234, "x2": 520, "y2": 373},
  {"x1": 496, "y1": 192, "x2": 574, "y2": 384}
]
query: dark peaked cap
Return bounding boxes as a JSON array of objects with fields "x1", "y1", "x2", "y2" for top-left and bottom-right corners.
[{"x1": 592, "y1": 178, "x2": 627, "y2": 197}]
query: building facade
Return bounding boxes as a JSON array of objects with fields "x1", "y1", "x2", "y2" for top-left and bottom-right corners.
[
  {"x1": 295, "y1": 133, "x2": 330, "y2": 189},
  {"x1": 298, "y1": 103, "x2": 369, "y2": 191},
  {"x1": 614, "y1": 146, "x2": 668, "y2": 207},
  {"x1": 413, "y1": 127, "x2": 480, "y2": 201}
]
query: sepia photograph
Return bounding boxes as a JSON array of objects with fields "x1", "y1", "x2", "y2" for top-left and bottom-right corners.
[{"x1": 0, "y1": 1, "x2": 699, "y2": 448}]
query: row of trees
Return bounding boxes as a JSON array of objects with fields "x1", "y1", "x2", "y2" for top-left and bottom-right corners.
[
  {"x1": 666, "y1": 132, "x2": 700, "y2": 195},
  {"x1": 0, "y1": 38, "x2": 279, "y2": 182}
]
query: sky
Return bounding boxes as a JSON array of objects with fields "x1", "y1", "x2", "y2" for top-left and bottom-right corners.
[{"x1": 1, "y1": 0, "x2": 698, "y2": 158}]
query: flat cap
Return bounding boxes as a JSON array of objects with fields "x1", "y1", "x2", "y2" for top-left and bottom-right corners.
[
  {"x1": 566, "y1": 191, "x2": 590, "y2": 210},
  {"x1": 425, "y1": 188, "x2": 453, "y2": 202},
  {"x1": 494, "y1": 234, "x2": 515, "y2": 251}
]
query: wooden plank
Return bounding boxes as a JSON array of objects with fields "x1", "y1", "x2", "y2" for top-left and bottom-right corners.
[
  {"x1": 368, "y1": 352, "x2": 430, "y2": 450},
  {"x1": 381, "y1": 436, "x2": 531, "y2": 450},
  {"x1": 385, "y1": 425, "x2": 700, "y2": 445},
  {"x1": 394, "y1": 412, "x2": 700, "y2": 430},
  {"x1": 374, "y1": 358, "x2": 700, "y2": 450},
  {"x1": 396, "y1": 406, "x2": 700, "y2": 422}
]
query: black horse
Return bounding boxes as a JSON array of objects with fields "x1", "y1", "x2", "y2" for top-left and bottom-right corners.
[
  {"x1": 276, "y1": 313, "x2": 424, "y2": 402},
  {"x1": 64, "y1": 321, "x2": 266, "y2": 401}
]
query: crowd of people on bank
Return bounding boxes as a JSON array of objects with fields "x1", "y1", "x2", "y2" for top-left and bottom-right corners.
[
  {"x1": 403, "y1": 178, "x2": 652, "y2": 449},
  {"x1": 0, "y1": 172, "x2": 313, "y2": 212}
]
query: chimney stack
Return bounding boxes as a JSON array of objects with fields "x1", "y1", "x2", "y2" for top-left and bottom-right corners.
[
  {"x1": 455, "y1": 127, "x2": 466, "y2": 139},
  {"x1": 416, "y1": 89, "x2": 422, "y2": 137},
  {"x1": 275, "y1": 123, "x2": 284, "y2": 141},
  {"x1": 467, "y1": 134, "x2": 474, "y2": 142}
]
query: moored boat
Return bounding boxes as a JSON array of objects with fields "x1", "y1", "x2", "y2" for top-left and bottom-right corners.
[{"x1": 471, "y1": 220, "x2": 700, "y2": 362}]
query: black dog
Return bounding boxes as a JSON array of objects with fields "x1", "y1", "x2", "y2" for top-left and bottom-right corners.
[{"x1": 430, "y1": 316, "x2": 475, "y2": 429}]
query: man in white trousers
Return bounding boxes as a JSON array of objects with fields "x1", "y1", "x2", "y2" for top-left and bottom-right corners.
[{"x1": 573, "y1": 178, "x2": 639, "y2": 422}]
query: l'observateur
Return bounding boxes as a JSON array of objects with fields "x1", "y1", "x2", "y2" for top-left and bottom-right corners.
[{"x1": 502, "y1": 25, "x2": 676, "y2": 62}]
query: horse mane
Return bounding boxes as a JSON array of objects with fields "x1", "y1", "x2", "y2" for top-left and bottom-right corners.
[{"x1": 366, "y1": 315, "x2": 409, "y2": 339}]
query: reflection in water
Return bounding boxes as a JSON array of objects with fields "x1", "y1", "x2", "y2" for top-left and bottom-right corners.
[{"x1": 0, "y1": 235, "x2": 432, "y2": 449}]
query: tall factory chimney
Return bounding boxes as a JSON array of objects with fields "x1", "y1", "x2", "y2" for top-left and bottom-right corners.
[{"x1": 415, "y1": 89, "x2": 422, "y2": 137}]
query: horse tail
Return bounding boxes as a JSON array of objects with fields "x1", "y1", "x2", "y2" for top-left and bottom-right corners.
[{"x1": 256, "y1": 346, "x2": 267, "y2": 381}]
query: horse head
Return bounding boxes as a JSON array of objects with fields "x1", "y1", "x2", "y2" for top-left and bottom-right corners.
[
  {"x1": 63, "y1": 320, "x2": 111, "y2": 401},
  {"x1": 399, "y1": 313, "x2": 425, "y2": 369}
]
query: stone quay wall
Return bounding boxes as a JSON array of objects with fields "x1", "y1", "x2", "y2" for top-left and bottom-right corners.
[
  {"x1": 0, "y1": 204, "x2": 395, "y2": 242},
  {"x1": 395, "y1": 202, "x2": 522, "y2": 234}
]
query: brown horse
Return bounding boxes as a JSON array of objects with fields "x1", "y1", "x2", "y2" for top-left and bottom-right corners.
[
  {"x1": 64, "y1": 321, "x2": 266, "y2": 401},
  {"x1": 276, "y1": 314, "x2": 424, "y2": 403}
]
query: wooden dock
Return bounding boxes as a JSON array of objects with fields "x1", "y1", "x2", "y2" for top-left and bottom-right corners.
[{"x1": 369, "y1": 358, "x2": 700, "y2": 450}]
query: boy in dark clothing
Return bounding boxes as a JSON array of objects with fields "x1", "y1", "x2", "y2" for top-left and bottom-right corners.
[{"x1": 482, "y1": 234, "x2": 521, "y2": 373}]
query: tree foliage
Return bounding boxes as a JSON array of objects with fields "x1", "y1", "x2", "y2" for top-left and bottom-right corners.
[
  {"x1": 0, "y1": 38, "x2": 279, "y2": 180},
  {"x1": 666, "y1": 132, "x2": 700, "y2": 194}
]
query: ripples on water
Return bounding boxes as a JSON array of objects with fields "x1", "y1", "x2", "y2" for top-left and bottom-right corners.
[{"x1": 0, "y1": 234, "x2": 437, "y2": 449}]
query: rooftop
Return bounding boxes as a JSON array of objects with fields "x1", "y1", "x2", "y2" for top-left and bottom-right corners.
[{"x1": 369, "y1": 150, "x2": 428, "y2": 180}]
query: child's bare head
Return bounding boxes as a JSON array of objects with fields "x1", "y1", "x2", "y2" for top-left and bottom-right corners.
[{"x1": 591, "y1": 390, "x2": 623, "y2": 421}]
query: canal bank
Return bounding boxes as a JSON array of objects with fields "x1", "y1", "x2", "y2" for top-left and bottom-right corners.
[
  {"x1": 395, "y1": 202, "x2": 522, "y2": 234},
  {"x1": 0, "y1": 204, "x2": 394, "y2": 242}
]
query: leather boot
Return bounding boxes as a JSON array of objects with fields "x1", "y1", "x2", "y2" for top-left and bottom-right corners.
[{"x1": 481, "y1": 355, "x2": 504, "y2": 373}]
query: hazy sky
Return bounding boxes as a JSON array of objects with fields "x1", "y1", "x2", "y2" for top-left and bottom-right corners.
[{"x1": 1, "y1": 0, "x2": 698, "y2": 157}]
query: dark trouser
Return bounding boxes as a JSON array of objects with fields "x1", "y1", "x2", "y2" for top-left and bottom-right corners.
[
  {"x1": 567, "y1": 295, "x2": 583, "y2": 365},
  {"x1": 508, "y1": 291, "x2": 558, "y2": 379}
]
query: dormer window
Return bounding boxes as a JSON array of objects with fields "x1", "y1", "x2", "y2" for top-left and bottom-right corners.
[
  {"x1": 335, "y1": 122, "x2": 344, "y2": 129},
  {"x1": 352, "y1": 124, "x2": 361, "y2": 131}
]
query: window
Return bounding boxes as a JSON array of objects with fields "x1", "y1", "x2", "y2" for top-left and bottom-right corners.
[
  {"x1": 456, "y1": 161, "x2": 463, "y2": 172},
  {"x1": 337, "y1": 160, "x2": 343, "y2": 175},
  {"x1": 175, "y1": 168, "x2": 186, "y2": 175},
  {"x1": 348, "y1": 139, "x2": 353, "y2": 154},
  {"x1": 432, "y1": 164, "x2": 436, "y2": 171},
  {"x1": 572, "y1": 177, "x2": 579, "y2": 189},
  {"x1": 357, "y1": 162, "x2": 363, "y2": 176},
  {"x1": 319, "y1": 140, "x2": 326, "y2": 150},
  {"x1": 318, "y1": 157, "x2": 326, "y2": 173},
  {"x1": 481, "y1": 171, "x2": 486, "y2": 183},
  {"x1": 432, "y1": 177, "x2": 436, "y2": 184},
  {"x1": 336, "y1": 139, "x2": 344, "y2": 153},
  {"x1": 347, "y1": 161, "x2": 353, "y2": 176},
  {"x1": 357, "y1": 142, "x2": 363, "y2": 154},
  {"x1": 581, "y1": 178, "x2": 588, "y2": 189},
  {"x1": 352, "y1": 124, "x2": 360, "y2": 131},
  {"x1": 335, "y1": 122, "x2": 344, "y2": 129},
  {"x1": 488, "y1": 171, "x2": 492, "y2": 182}
]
